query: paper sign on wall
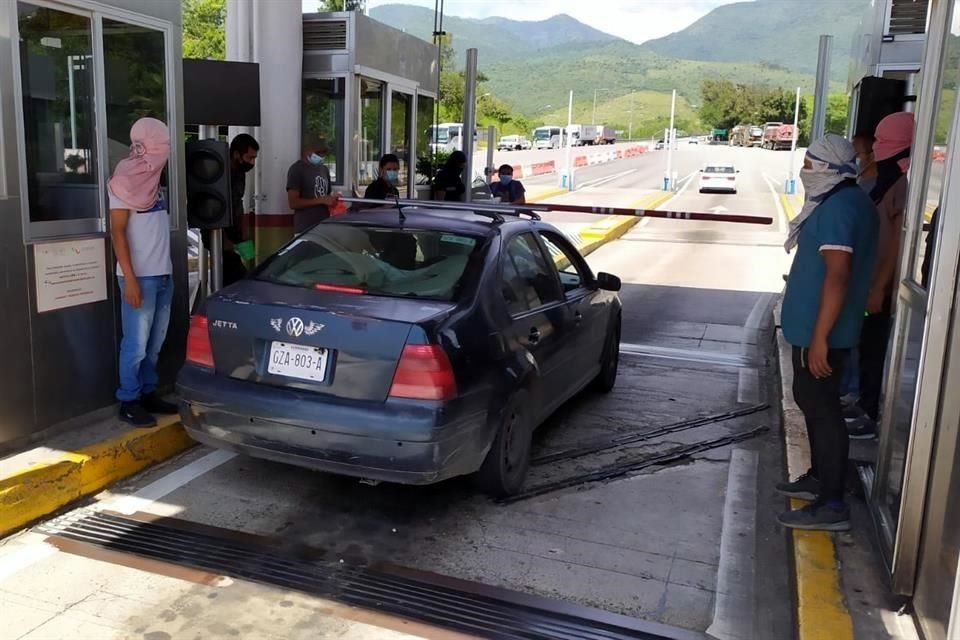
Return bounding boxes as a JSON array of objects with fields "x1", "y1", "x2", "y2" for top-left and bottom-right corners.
[{"x1": 34, "y1": 238, "x2": 108, "y2": 313}]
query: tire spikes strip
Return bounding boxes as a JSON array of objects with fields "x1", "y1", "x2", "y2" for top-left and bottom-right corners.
[
  {"x1": 532, "y1": 403, "x2": 769, "y2": 466},
  {"x1": 499, "y1": 426, "x2": 770, "y2": 505}
]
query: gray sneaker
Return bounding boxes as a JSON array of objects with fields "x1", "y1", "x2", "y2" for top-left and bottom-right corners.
[
  {"x1": 847, "y1": 415, "x2": 877, "y2": 440},
  {"x1": 776, "y1": 471, "x2": 820, "y2": 500},
  {"x1": 778, "y1": 502, "x2": 851, "y2": 531}
]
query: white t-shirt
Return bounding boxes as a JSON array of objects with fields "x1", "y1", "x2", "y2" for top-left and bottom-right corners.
[{"x1": 109, "y1": 186, "x2": 172, "y2": 277}]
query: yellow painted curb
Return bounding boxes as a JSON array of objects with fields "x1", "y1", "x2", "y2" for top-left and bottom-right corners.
[
  {"x1": 776, "y1": 326, "x2": 855, "y2": 640},
  {"x1": 0, "y1": 416, "x2": 195, "y2": 537},
  {"x1": 780, "y1": 193, "x2": 800, "y2": 221},
  {"x1": 526, "y1": 186, "x2": 570, "y2": 203}
]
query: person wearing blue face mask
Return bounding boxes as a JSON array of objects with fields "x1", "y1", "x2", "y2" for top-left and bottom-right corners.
[
  {"x1": 490, "y1": 164, "x2": 526, "y2": 204},
  {"x1": 286, "y1": 137, "x2": 340, "y2": 233},
  {"x1": 363, "y1": 154, "x2": 402, "y2": 203}
]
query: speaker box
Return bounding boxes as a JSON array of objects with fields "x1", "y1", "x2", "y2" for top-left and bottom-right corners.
[{"x1": 854, "y1": 76, "x2": 907, "y2": 137}]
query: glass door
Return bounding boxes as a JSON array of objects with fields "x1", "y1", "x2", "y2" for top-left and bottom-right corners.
[
  {"x1": 873, "y1": 0, "x2": 960, "y2": 595},
  {"x1": 389, "y1": 90, "x2": 414, "y2": 195}
]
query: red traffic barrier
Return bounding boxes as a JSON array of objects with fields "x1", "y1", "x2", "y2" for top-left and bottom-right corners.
[{"x1": 533, "y1": 202, "x2": 773, "y2": 225}]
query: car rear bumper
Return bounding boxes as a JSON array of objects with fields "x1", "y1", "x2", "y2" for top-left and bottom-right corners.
[{"x1": 177, "y1": 368, "x2": 491, "y2": 485}]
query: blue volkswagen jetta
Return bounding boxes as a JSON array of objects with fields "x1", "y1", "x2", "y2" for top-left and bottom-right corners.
[{"x1": 178, "y1": 205, "x2": 622, "y2": 496}]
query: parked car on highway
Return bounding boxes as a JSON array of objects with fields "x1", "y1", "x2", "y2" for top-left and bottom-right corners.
[
  {"x1": 699, "y1": 164, "x2": 739, "y2": 193},
  {"x1": 178, "y1": 206, "x2": 623, "y2": 496},
  {"x1": 655, "y1": 140, "x2": 665, "y2": 150}
]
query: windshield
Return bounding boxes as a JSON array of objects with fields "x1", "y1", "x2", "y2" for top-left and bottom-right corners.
[
  {"x1": 704, "y1": 166, "x2": 735, "y2": 174},
  {"x1": 256, "y1": 225, "x2": 482, "y2": 301},
  {"x1": 533, "y1": 129, "x2": 552, "y2": 140},
  {"x1": 750, "y1": 127, "x2": 763, "y2": 135},
  {"x1": 430, "y1": 126, "x2": 449, "y2": 144}
]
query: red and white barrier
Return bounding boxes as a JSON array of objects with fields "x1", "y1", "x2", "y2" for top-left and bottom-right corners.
[{"x1": 507, "y1": 145, "x2": 649, "y2": 179}]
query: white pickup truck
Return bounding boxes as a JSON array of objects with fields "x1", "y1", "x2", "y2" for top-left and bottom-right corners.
[{"x1": 497, "y1": 135, "x2": 531, "y2": 151}]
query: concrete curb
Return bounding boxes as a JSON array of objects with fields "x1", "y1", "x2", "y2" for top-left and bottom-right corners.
[
  {"x1": 526, "y1": 187, "x2": 570, "y2": 203},
  {"x1": 0, "y1": 416, "x2": 194, "y2": 537},
  {"x1": 775, "y1": 312, "x2": 855, "y2": 640}
]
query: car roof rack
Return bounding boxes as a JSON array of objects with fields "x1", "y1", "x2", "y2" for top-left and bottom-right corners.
[{"x1": 340, "y1": 197, "x2": 544, "y2": 222}]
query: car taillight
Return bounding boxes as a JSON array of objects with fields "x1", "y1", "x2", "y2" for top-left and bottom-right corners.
[
  {"x1": 389, "y1": 345, "x2": 457, "y2": 401},
  {"x1": 186, "y1": 315, "x2": 214, "y2": 369}
]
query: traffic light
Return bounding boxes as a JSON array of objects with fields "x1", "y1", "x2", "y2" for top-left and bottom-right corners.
[{"x1": 186, "y1": 139, "x2": 233, "y2": 229}]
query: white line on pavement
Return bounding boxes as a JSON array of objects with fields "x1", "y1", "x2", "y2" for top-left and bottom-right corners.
[
  {"x1": 762, "y1": 172, "x2": 788, "y2": 234},
  {"x1": 106, "y1": 449, "x2": 237, "y2": 515},
  {"x1": 576, "y1": 168, "x2": 637, "y2": 190},
  {"x1": 673, "y1": 170, "x2": 699, "y2": 197},
  {"x1": 0, "y1": 449, "x2": 236, "y2": 584},
  {"x1": 707, "y1": 448, "x2": 759, "y2": 640}
]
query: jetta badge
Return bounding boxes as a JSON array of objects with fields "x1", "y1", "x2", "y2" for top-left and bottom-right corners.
[
  {"x1": 270, "y1": 318, "x2": 282, "y2": 333},
  {"x1": 304, "y1": 321, "x2": 325, "y2": 336},
  {"x1": 286, "y1": 317, "x2": 305, "y2": 338}
]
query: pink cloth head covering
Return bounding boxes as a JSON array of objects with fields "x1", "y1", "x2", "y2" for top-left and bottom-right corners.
[
  {"x1": 107, "y1": 117, "x2": 170, "y2": 210},
  {"x1": 873, "y1": 112, "x2": 914, "y2": 173}
]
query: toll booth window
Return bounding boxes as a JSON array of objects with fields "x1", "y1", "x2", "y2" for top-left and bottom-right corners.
[
  {"x1": 416, "y1": 95, "x2": 435, "y2": 184},
  {"x1": 17, "y1": 3, "x2": 99, "y2": 223},
  {"x1": 303, "y1": 78, "x2": 345, "y2": 185},
  {"x1": 102, "y1": 19, "x2": 167, "y2": 177},
  {"x1": 911, "y1": 10, "x2": 959, "y2": 288},
  {"x1": 357, "y1": 77, "x2": 384, "y2": 188},
  {"x1": 391, "y1": 91, "x2": 413, "y2": 189}
]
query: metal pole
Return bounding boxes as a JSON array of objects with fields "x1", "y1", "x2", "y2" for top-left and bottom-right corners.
[
  {"x1": 628, "y1": 93, "x2": 634, "y2": 141},
  {"x1": 786, "y1": 87, "x2": 801, "y2": 195},
  {"x1": 67, "y1": 56, "x2": 78, "y2": 149},
  {"x1": 462, "y1": 48, "x2": 478, "y2": 202},
  {"x1": 811, "y1": 35, "x2": 833, "y2": 141},
  {"x1": 197, "y1": 124, "x2": 224, "y2": 292},
  {"x1": 592, "y1": 89, "x2": 598, "y2": 125},
  {"x1": 665, "y1": 89, "x2": 676, "y2": 191},
  {"x1": 563, "y1": 90, "x2": 574, "y2": 190},
  {"x1": 485, "y1": 126, "x2": 495, "y2": 184}
]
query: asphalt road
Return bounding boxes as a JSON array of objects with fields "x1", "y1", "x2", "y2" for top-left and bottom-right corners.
[{"x1": 0, "y1": 144, "x2": 799, "y2": 640}]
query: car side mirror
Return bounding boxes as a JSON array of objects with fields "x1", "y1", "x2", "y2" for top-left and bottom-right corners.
[
  {"x1": 596, "y1": 272, "x2": 621, "y2": 292},
  {"x1": 699, "y1": 169, "x2": 704, "y2": 173},
  {"x1": 736, "y1": 170, "x2": 741, "y2": 173}
]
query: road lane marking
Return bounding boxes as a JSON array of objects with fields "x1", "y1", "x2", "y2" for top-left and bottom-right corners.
[
  {"x1": 706, "y1": 448, "x2": 759, "y2": 640},
  {"x1": 762, "y1": 172, "x2": 789, "y2": 234},
  {"x1": 619, "y1": 342, "x2": 756, "y2": 368},
  {"x1": 106, "y1": 449, "x2": 237, "y2": 515},
  {"x1": 0, "y1": 450, "x2": 236, "y2": 583},
  {"x1": 576, "y1": 168, "x2": 637, "y2": 189}
]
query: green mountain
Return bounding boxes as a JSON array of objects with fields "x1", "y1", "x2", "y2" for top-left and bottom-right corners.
[
  {"x1": 368, "y1": 4, "x2": 617, "y2": 62},
  {"x1": 643, "y1": 0, "x2": 870, "y2": 78},
  {"x1": 484, "y1": 41, "x2": 842, "y2": 121}
]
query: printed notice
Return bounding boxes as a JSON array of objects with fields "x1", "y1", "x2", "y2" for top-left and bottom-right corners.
[{"x1": 34, "y1": 238, "x2": 108, "y2": 313}]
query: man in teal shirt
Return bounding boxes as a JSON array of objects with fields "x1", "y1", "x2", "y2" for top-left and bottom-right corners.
[{"x1": 777, "y1": 135, "x2": 878, "y2": 531}]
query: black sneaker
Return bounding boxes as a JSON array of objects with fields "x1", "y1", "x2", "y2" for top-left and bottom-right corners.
[
  {"x1": 847, "y1": 416, "x2": 877, "y2": 440},
  {"x1": 842, "y1": 403, "x2": 865, "y2": 420},
  {"x1": 776, "y1": 471, "x2": 820, "y2": 500},
  {"x1": 119, "y1": 401, "x2": 158, "y2": 427},
  {"x1": 778, "y1": 501, "x2": 851, "y2": 531},
  {"x1": 141, "y1": 392, "x2": 179, "y2": 415}
]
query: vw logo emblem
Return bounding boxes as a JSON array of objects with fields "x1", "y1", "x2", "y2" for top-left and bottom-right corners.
[{"x1": 286, "y1": 317, "x2": 305, "y2": 338}]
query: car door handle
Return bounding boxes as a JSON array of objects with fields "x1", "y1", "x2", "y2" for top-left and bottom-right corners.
[
  {"x1": 574, "y1": 311, "x2": 583, "y2": 325},
  {"x1": 528, "y1": 327, "x2": 541, "y2": 344}
]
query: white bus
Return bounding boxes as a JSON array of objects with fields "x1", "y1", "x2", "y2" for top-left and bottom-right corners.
[
  {"x1": 533, "y1": 125, "x2": 563, "y2": 150},
  {"x1": 428, "y1": 122, "x2": 479, "y2": 153}
]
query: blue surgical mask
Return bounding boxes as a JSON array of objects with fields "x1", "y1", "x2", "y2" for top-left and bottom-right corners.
[
  {"x1": 308, "y1": 153, "x2": 323, "y2": 166},
  {"x1": 384, "y1": 170, "x2": 399, "y2": 184},
  {"x1": 500, "y1": 175, "x2": 513, "y2": 185}
]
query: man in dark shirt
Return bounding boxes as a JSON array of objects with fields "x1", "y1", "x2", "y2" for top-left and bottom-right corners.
[
  {"x1": 203, "y1": 133, "x2": 258, "y2": 286},
  {"x1": 432, "y1": 150, "x2": 467, "y2": 202},
  {"x1": 364, "y1": 153, "x2": 401, "y2": 202},
  {"x1": 286, "y1": 137, "x2": 340, "y2": 233},
  {"x1": 490, "y1": 164, "x2": 526, "y2": 204}
]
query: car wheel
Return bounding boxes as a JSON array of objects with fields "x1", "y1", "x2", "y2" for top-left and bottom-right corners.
[
  {"x1": 476, "y1": 389, "x2": 532, "y2": 497},
  {"x1": 592, "y1": 315, "x2": 621, "y2": 393}
]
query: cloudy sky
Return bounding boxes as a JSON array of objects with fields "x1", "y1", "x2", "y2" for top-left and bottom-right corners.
[{"x1": 302, "y1": 1, "x2": 743, "y2": 45}]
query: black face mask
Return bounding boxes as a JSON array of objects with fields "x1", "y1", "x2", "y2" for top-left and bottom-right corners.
[{"x1": 239, "y1": 161, "x2": 255, "y2": 173}]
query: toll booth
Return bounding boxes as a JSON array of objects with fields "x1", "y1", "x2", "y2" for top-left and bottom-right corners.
[
  {"x1": 0, "y1": 1, "x2": 187, "y2": 448},
  {"x1": 301, "y1": 12, "x2": 438, "y2": 200}
]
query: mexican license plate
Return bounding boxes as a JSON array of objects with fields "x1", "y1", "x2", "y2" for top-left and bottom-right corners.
[{"x1": 267, "y1": 342, "x2": 328, "y2": 382}]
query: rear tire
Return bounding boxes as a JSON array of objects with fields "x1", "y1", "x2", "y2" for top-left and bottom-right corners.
[
  {"x1": 476, "y1": 390, "x2": 532, "y2": 497},
  {"x1": 592, "y1": 316, "x2": 621, "y2": 393}
]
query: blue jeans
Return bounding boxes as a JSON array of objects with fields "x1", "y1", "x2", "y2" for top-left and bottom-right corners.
[{"x1": 117, "y1": 275, "x2": 173, "y2": 402}]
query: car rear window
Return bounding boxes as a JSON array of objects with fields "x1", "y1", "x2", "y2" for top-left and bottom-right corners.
[
  {"x1": 256, "y1": 224, "x2": 482, "y2": 301},
  {"x1": 705, "y1": 166, "x2": 735, "y2": 174}
]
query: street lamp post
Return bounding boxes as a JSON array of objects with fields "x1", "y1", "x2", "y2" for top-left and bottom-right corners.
[{"x1": 592, "y1": 88, "x2": 609, "y2": 125}]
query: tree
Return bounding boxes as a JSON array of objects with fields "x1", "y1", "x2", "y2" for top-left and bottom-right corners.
[
  {"x1": 182, "y1": 0, "x2": 226, "y2": 60},
  {"x1": 317, "y1": 0, "x2": 366, "y2": 10}
]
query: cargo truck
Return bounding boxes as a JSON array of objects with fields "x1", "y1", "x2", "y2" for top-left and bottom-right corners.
[{"x1": 763, "y1": 123, "x2": 795, "y2": 150}]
